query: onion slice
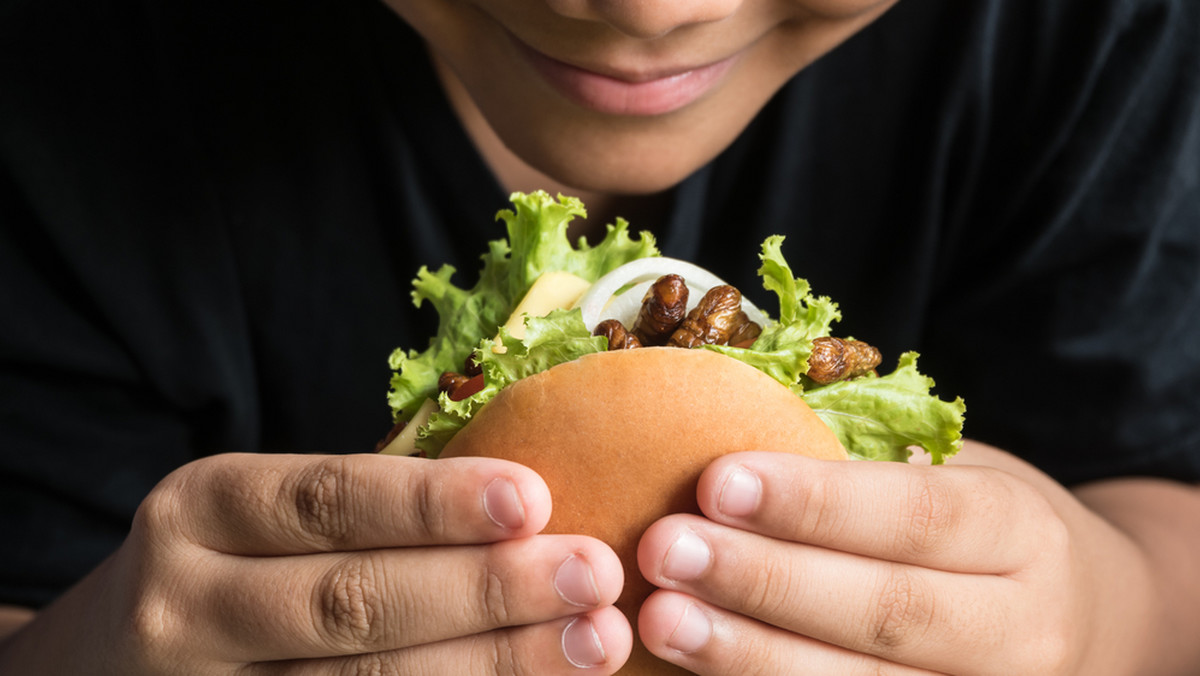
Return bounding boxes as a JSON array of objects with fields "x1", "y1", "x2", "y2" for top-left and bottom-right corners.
[{"x1": 574, "y1": 257, "x2": 770, "y2": 332}]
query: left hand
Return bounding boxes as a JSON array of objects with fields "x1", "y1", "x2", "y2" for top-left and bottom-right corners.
[{"x1": 635, "y1": 441, "x2": 1157, "y2": 675}]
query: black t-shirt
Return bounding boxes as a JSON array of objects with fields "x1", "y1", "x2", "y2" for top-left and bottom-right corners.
[{"x1": 2, "y1": 0, "x2": 1198, "y2": 608}]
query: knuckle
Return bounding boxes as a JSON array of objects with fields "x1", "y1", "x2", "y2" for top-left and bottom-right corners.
[
  {"x1": 1011, "y1": 629, "x2": 1074, "y2": 675},
  {"x1": 1025, "y1": 489, "x2": 1070, "y2": 557},
  {"x1": 133, "y1": 480, "x2": 182, "y2": 540},
  {"x1": 134, "y1": 458, "x2": 214, "y2": 540},
  {"x1": 998, "y1": 472, "x2": 1071, "y2": 569},
  {"x1": 898, "y1": 475, "x2": 957, "y2": 559},
  {"x1": 794, "y1": 473, "x2": 853, "y2": 544},
  {"x1": 868, "y1": 566, "x2": 934, "y2": 652},
  {"x1": 291, "y1": 457, "x2": 354, "y2": 548},
  {"x1": 338, "y1": 651, "x2": 387, "y2": 676},
  {"x1": 741, "y1": 555, "x2": 800, "y2": 621},
  {"x1": 407, "y1": 468, "x2": 448, "y2": 541},
  {"x1": 120, "y1": 566, "x2": 195, "y2": 671},
  {"x1": 740, "y1": 643, "x2": 785, "y2": 676},
  {"x1": 1010, "y1": 579, "x2": 1077, "y2": 674},
  {"x1": 316, "y1": 555, "x2": 387, "y2": 651},
  {"x1": 478, "y1": 561, "x2": 513, "y2": 629},
  {"x1": 486, "y1": 630, "x2": 529, "y2": 676},
  {"x1": 864, "y1": 655, "x2": 913, "y2": 676},
  {"x1": 124, "y1": 590, "x2": 175, "y2": 661},
  {"x1": 717, "y1": 629, "x2": 786, "y2": 676}
]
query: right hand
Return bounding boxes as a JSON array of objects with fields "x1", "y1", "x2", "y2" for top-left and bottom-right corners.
[{"x1": 0, "y1": 453, "x2": 632, "y2": 674}]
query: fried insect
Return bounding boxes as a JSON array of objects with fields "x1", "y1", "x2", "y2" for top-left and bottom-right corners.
[
  {"x1": 439, "y1": 370, "x2": 486, "y2": 401},
  {"x1": 668, "y1": 285, "x2": 746, "y2": 348},
  {"x1": 438, "y1": 371, "x2": 471, "y2": 395},
  {"x1": 806, "y1": 336, "x2": 882, "y2": 384},
  {"x1": 463, "y1": 353, "x2": 483, "y2": 377},
  {"x1": 632, "y1": 274, "x2": 689, "y2": 346},
  {"x1": 595, "y1": 318, "x2": 643, "y2": 350},
  {"x1": 728, "y1": 311, "x2": 762, "y2": 348}
]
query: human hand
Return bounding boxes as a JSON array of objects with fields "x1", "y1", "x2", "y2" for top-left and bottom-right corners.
[
  {"x1": 635, "y1": 442, "x2": 1156, "y2": 675},
  {"x1": 0, "y1": 453, "x2": 631, "y2": 675}
]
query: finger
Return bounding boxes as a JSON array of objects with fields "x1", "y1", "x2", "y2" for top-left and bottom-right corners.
[
  {"x1": 638, "y1": 591, "x2": 945, "y2": 676},
  {"x1": 639, "y1": 515, "x2": 1014, "y2": 673},
  {"x1": 244, "y1": 607, "x2": 633, "y2": 676},
  {"x1": 695, "y1": 452, "x2": 1057, "y2": 573},
  {"x1": 201, "y1": 535, "x2": 624, "y2": 661},
  {"x1": 139, "y1": 453, "x2": 551, "y2": 555}
]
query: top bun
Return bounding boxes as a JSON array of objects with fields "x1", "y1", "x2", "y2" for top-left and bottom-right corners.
[{"x1": 440, "y1": 346, "x2": 847, "y2": 674}]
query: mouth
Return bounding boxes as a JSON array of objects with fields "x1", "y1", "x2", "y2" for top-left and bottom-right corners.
[{"x1": 513, "y1": 37, "x2": 741, "y2": 117}]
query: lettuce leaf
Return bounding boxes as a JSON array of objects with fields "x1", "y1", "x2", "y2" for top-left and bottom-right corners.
[
  {"x1": 701, "y1": 237, "x2": 964, "y2": 463},
  {"x1": 803, "y1": 352, "x2": 967, "y2": 463},
  {"x1": 416, "y1": 310, "x2": 606, "y2": 454},
  {"x1": 707, "y1": 236, "x2": 842, "y2": 388},
  {"x1": 387, "y1": 193, "x2": 964, "y2": 463},
  {"x1": 387, "y1": 191, "x2": 657, "y2": 425}
]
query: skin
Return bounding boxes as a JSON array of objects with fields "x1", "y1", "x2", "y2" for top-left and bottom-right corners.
[
  {"x1": 1, "y1": 454, "x2": 633, "y2": 674},
  {"x1": 3, "y1": 1, "x2": 1200, "y2": 674},
  {"x1": 385, "y1": 0, "x2": 899, "y2": 229},
  {"x1": 638, "y1": 444, "x2": 1200, "y2": 675}
]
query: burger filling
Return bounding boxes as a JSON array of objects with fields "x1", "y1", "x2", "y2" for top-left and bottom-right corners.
[{"x1": 383, "y1": 191, "x2": 965, "y2": 464}]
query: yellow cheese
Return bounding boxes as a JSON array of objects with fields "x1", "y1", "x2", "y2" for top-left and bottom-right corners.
[
  {"x1": 380, "y1": 274, "x2": 591, "y2": 455},
  {"x1": 496, "y1": 271, "x2": 591, "y2": 348},
  {"x1": 379, "y1": 398, "x2": 437, "y2": 456}
]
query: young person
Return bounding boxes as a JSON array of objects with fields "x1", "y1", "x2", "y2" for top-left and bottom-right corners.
[{"x1": 2, "y1": 0, "x2": 1198, "y2": 673}]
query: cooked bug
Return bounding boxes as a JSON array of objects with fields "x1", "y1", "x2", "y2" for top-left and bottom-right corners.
[
  {"x1": 463, "y1": 353, "x2": 483, "y2": 377},
  {"x1": 728, "y1": 311, "x2": 762, "y2": 348},
  {"x1": 806, "y1": 336, "x2": 882, "y2": 384},
  {"x1": 595, "y1": 318, "x2": 643, "y2": 350},
  {"x1": 438, "y1": 371, "x2": 471, "y2": 395},
  {"x1": 632, "y1": 274, "x2": 689, "y2": 346},
  {"x1": 668, "y1": 285, "x2": 746, "y2": 348}
]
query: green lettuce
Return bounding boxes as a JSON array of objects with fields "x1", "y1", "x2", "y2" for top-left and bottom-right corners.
[
  {"x1": 386, "y1": 191, "x2": 657, "y2": 451},
  {"x1": 802, "y1": 352, "x2": 967, "y2": 464},
  {"x1": 418, "y1": 310, "x2": 606, "y2": 452},
  {"x1": 387, "y1": 192, "x2": 964, "y2": 462},
  {"x1": 700, "y1": 236, "x2": 964, "y2": 462},
  {"x1": 704, "y1": 235, "x2": 841, "y2": 388}
]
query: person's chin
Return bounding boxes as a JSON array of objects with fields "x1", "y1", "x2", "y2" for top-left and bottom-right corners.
[
  {"x1": 516, "y1": 132, "x2": 713, "y2": 195},
  {"x1": 484, "y1": 97, "x2": 741, "y2": 195},
  {"x1": 451, "y1": 27, "x2": 772, "y2": 194}
]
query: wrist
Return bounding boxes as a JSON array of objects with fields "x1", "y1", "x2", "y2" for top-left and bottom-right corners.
[{"x1": 1074, "y1": 479, "x2": 1200, "y2": 675}]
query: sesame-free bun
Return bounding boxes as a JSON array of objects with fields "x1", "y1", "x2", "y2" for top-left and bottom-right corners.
[{"x1": 440, "y1": 347, "x2": 847, "y2": 674}]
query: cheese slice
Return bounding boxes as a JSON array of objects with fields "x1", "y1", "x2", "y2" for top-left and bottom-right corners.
[
  {"x1": 379, "y1": 398, "x2": 437, "y2": 456},
  {"x1": 495, "y1": 271, "x2": 591, "y2": 351}
]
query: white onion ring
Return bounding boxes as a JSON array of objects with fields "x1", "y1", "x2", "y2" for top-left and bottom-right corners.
[{"x1": 575, "y1": 257, "x2": 769, "y2": 332}]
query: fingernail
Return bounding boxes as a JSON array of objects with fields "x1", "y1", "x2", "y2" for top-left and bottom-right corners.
[
  {"x1": 554, "y1": 554, "x2": 600, "y2": 607},
  {"x1": 718, "y1": 466, "x2": 762, "y2": 517},
  {"x1": 483, "y1": 477, "x2": 525, "y2": 530},
  {"x1": 662, "y1": 530, "x2": 711, "y2": 582},
  {"x1": 562, "y1": 616, "x2": 607, "y2": 668},
  {"x1": 667, "y1": 603, "x2": 712, "y2": 654}
]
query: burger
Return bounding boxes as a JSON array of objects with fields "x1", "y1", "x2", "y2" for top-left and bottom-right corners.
[{"x1": 380, "y1": 191, "x2": 965, "y2": 674}]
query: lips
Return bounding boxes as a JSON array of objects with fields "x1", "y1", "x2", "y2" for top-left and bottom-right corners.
[{"x1": 514, "y1": 38, "x2": 740, "y2": 117}]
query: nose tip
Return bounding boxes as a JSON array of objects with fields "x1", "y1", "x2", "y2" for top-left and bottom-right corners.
[{"x1": 546, "y1": 0, "x2": 742, "y2": 39}]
